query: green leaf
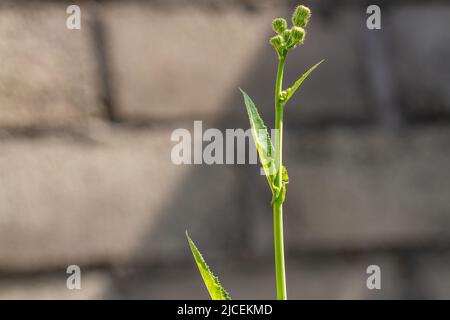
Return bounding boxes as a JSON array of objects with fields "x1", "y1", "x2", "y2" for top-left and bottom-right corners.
[
  {"x1": 283, "y1": 59, "x2": 324, "y2": 105},
  {"x1": 186, "y1": 232, "x2": 231, "y2": 300},
  {"x1": 239, "y1": 88, "x2": 277, "y2": 192}
]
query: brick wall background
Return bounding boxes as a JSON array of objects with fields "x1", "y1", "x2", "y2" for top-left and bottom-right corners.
[{"x1": 0, "y1": 0, "x2": 450, "y2": 299}]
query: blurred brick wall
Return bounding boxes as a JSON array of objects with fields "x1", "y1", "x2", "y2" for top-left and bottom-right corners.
[{"x1": 0, "y1": 0, "x2": 449, "y2": 299}]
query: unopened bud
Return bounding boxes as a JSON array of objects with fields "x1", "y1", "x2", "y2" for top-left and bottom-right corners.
[
  {"x1": 272, "y1": 18, "x2": 287, "y2": 34},
  {"x1": 292, "y1": 5, "x2": 311, "y2": 28},
  {"x1": 282, "y1": 29, "x2": 292, "y2": 45},
  {"x1": 270, "y1": 35, "x2": 284, "y2": 54},
  {"x1": 290, "y1": 26, "x2": 305, "y2": 46}
]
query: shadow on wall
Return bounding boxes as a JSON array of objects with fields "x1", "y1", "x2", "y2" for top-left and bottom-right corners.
[
  {"x1": 98, "y1": 1, "x2": 445, "y2": 299},
  {"x1": 1, "y1": 0, "x2": 449, "y2": 299}
]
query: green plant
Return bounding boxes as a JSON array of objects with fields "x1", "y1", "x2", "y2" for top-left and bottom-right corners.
[{"x1": 187, "y1": 4, "x2": 323, "y2": 300}]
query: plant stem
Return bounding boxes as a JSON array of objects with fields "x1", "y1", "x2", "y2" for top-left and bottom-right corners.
[{"x1": 273, "y1": 55, "x2": 287, "y2": 300}]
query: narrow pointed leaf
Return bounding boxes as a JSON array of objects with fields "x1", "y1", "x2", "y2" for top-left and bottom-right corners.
[
  {"x1": 186, "y1": 232, "x2": 231, "y2": 300},
  {"x1": 284, "y1": 59, "x2": 324, "y2": 105},
  {"x1": 240, "y1": 88, "x2": 277, "y2": 191}
]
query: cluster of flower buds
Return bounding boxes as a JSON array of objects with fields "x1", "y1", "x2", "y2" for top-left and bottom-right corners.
[
  {"x1": 270, "y1": 5, "x2": 311, "y2": 58},
  {"x1": 279, "y1": 89, "x2": 291, "y2": 102}
]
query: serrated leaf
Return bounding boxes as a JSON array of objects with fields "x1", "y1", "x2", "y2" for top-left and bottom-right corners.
[
  {"x1": 283, "y1": 59, "x2": 324, "y2": 105},
  {"x1": 186, "y1": 232, "x2": 231, "y2": 300},
  {"x1": 240, "y1": 88, "x2": 277, "y2": 191}
]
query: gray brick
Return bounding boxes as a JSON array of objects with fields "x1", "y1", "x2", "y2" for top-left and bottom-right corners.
[
  {"x1": 414, "y1": 253, "x2": 450, "y2": 299},
  {"x1": 0, "y1": 126, "x2": 239, "y2": 271},
  {"x1": 3, "y1": 252, "x2": 450, "y2": 299},
  {"x1": 104, "y1": 4, "x2": 368, "y2": 125},
  {"x1": 0, "y1": 2, "x2": 100, "y2": 129},
  {"x1": 0, "y1": 255, "x2": 402, "y2": 299},
  {"x1": 104, "y1": 3, "x2": 279, "y2": 122},
  {"x1": 391, "y1": 4, "x2": 450, "y2": 121},
  {"x1": 0, "y1": 270, "x2": 111, "y2": 299}
]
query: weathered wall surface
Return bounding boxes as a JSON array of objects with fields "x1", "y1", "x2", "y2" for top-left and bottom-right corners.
[{"x1": 0, "y1": 0, "x2": 449, "y2": 299}]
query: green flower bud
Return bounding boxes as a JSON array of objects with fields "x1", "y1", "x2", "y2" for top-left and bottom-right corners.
[
  {"x1": 290, "y1": 26, "x2": 305, "y2": 46},
  {"x1": 282, "y1": 29, "x2": 292, "y2": 45},
  {"x1": 280, "y1": 90, "x2": 288, "y2": 102},
  {"x1": 272, "y1": 18, "x2": 287, "y2": 34},
  {"x1": 292, "y1": 5, "x2": 311, "y2": 28},
  {"x1": 269, "y1": 35, "x2": 284, "y2": 55}
]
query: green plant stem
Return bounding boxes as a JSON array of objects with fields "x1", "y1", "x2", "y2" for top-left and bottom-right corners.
[{"x1": 274, "y1": 55, "x2": 287, "y2": 300}]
